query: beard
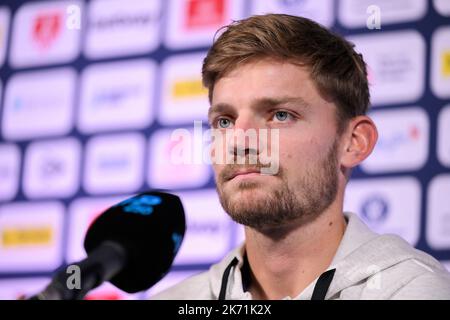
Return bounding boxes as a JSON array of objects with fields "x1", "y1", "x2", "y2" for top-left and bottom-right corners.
[{"x1": 215, "y1": 139, "x2": 340, "y2": 231}]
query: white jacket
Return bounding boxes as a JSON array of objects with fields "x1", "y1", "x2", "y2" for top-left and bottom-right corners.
[{"x1": 151, "y1": 212, "x2": 450, "y2": 300}]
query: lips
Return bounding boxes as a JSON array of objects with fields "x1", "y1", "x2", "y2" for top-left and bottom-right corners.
[{"x1": 228, "y1": 169, "x2": 261, "y2": 181}]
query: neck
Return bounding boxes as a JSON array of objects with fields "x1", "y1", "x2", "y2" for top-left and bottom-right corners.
[{"x1": 244, "y1": 200, "x2": 347, "y2": 300}]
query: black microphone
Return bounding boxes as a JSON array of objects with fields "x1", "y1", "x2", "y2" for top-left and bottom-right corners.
[{"x1": 29, "y1": 191, "x2": 186, "y2": 300}]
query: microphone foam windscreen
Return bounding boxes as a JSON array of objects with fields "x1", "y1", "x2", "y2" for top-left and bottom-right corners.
[{"x1": 84, "y1": 191, "x2": 186, "y2": 293}]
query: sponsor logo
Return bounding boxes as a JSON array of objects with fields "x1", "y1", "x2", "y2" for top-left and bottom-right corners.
[
  {"x1": 0, "y1": 202, "x2": 64, "y2": 272},
  {"x1": 361, "y1": 196, "x2": 389, "y2": 224},
  {"x1": 442, "y1": 50, "x2": 450, "y2": 77},
  {"x1": 431, "y1": 27, "x2": 450, "y2": 98},
  {"x1": 32, "y1": 12, "x2": 63, "y2": 49},
  {"x1": 78, "y1": 60, "x2": 155, "y2": 133},
  {"x1": 147, "y1": 129, "x2": 211, "y2": 189},
  {"x1": 185, "y1": 0, "x2": 226, "y2": 29},
  {"x1": 40, "y1": 159, "x2": 64, "y2": 179},
  {"x1": 362, "y1": 107, "x2": 429, "y2": 173},
  {"x1": 10, "y1": 1, "x2": 82, "y2": 67},
  {"x1": 344, "y1": 177, "x2": 421, "y2": 246},
  {"x1": 91, "y1": 13, "x2": 152, "y2": 30},
  {"x1": 426, "y1": 174, "x2": 450, "y2": 250},
  {"x1": 173, "y1": 190, "x2": 232, "y2": 264},
  {"x1": 91, "y1": 85, "x2": 142, "y2": 108},
  {"x1": 85, "y1": 0, "x2": 161, "y2": 58},
  {"x1": 98, "y1": 156, "x2": 129, "y2": 170},
  {"x1": 165, "y1": 0, "x2": 244, "y2": 49},
  {"x1": 83, "y1": 282, "x2": 139, "y2": 300},
  {"x1": 83, "y1": 133, "x2": 145, "y2": 194},
  {"x1": 23, "y1": 138, "x2": 80, "y2": 199},
  {"x1": 377, "y1": 125, "x2": 420, "y2": 150},
  {"x1": 2, "y1": 226, "x2": 53, "y2": 248},
  {"x1": 348, "y1": 31, "x2": 425, "y2": 106},
  {"x1": 171, "y1": 78, "x2": 207, "y2": 99},
  {"x1": 2, "y1": 68, "x2": 76, "y2": 140},
  {"x1": 437, "y1": 105, "x2": 450, "y2": 167},
  {"x1": 159, "y1": 53, "x2": 209, "y2": 125},
  {"x1": 339, "y1": 0, "x2": 427, "y2": 28},
  {"x1": 85, "y1": 292, "x2": 122, "y2": 300},
  {"x1": 251, "y1": 0, "x2": 334, "y2": 27}
]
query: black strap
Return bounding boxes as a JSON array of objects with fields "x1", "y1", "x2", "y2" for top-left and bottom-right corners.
[
  {"x1": 218, "y1": 257, "x2": 239, "y2": 300},
  {"x1": 241, "y1": 254, "x2": 252, "y2": 293},
  {"x1": 219, "y1": 257, "x2": 336, "y2": 300},
  {"x1": 311, "y1": 268, "x2": 336, "y2": 300}
]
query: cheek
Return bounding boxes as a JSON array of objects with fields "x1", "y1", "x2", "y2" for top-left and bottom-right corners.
[{"x1": 279, "y1": 136, "x2": 323, "y2": 166}]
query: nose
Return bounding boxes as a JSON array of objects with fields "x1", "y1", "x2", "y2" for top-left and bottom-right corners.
[
  {"x1": 227, "y1": 113, "x2": 262, "y2": 160},
  {"x1": 233, "y1": 111, "x2": 261, "y2": 131}
]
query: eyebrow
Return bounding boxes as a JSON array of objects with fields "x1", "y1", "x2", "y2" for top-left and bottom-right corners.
[{"x1": 207, "y1": 96, "x2": 312, "y2": 120}]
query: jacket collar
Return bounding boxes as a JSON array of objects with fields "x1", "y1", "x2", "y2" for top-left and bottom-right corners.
[{"x1": 209, "y1": 212, "x2": 383, "y2": 300}]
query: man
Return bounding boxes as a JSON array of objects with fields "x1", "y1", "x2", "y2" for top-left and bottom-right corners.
[{"x1": 153, "y1": 14, "x2": 450, "y2": 300}]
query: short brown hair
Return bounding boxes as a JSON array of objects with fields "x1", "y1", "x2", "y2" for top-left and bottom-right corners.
[{"x1": 202, "y1": 14, "x2": 370, "y2": 134}]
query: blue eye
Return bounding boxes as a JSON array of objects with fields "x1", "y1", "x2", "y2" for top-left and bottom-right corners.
[
  {"x1": 274, "y1": 111, "x2": 289, "y2": 121},
  {"x1": 218, "y1": 118, "x2": 232, "y2": 128}
]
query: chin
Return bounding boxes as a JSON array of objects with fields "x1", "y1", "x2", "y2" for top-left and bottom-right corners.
[
  {"x1": 229, "y1": 184, "x2": 269, "y2": 203},
  {"x1": 225, "y1": 180, "x2": 264, "y2": 193}
]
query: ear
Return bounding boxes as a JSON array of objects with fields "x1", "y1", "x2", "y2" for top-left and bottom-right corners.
[{"x1": 340, "y1": 115, "x2": 378, "y2": 169}]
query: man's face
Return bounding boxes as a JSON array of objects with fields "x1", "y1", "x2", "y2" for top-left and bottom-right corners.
[{"x1": 208, "y1": 58, "x2": 342, "y2": 231}]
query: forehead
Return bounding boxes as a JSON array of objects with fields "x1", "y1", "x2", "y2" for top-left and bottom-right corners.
[{"x1": 211, "y1": 58, "x2": 320, "y2": 106}]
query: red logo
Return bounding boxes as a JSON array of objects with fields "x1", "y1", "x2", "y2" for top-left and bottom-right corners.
[
  {"x1": 185, "y1": 0, "x2": 227, "y2": 29},
  {"x1": 84, "y1": 291, "x2": 123, "y2": 300},
  {"x1": 409, "y1": 125, "x2": 420, "y2": 140},
  {"x1": 32, "y1": 12, "x2": 62, "y2": 49}
]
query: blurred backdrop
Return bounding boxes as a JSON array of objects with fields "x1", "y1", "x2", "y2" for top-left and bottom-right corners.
[{"x1": 0, "y1": 0, "x2": 449, "y2": 299}]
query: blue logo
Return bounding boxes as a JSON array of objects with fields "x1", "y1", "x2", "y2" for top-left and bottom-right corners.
[
  {"x1": 376, "y1": 125, "x2": 420, "y2": 152},
  {"x1": 361, "y1": 195, "x2": 389, "y2": 224},
  {"x1": 172, "y1": 232, "x2": 182, "y2": 254},
  {"x1": 279, "y1": 0, "x2": 307, "y2": 7},
  {"x1": 278, "y1": 0, "x2": 308, "y2": 9},
  {"x1": 98, "y1": 156, "x2": 130, "y2": 170},
  {"x1": 92, "y1": 86, "x2": 140, "y2": 108},
  {"x1": 117, "y1": 195, "x2": 162, "y2": 215}
]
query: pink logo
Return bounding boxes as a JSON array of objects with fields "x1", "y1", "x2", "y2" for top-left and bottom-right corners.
[
  {"x1": 32, "y1": 12, "x2": 62, "y2": 49},
  {"x1": 185, "y1": 0, "x2": 227, "y2": 29}
]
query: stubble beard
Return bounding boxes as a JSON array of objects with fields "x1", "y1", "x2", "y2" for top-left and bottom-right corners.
[{"x1": 215, "y1": 139, "x2": 340, "y2": 231}]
